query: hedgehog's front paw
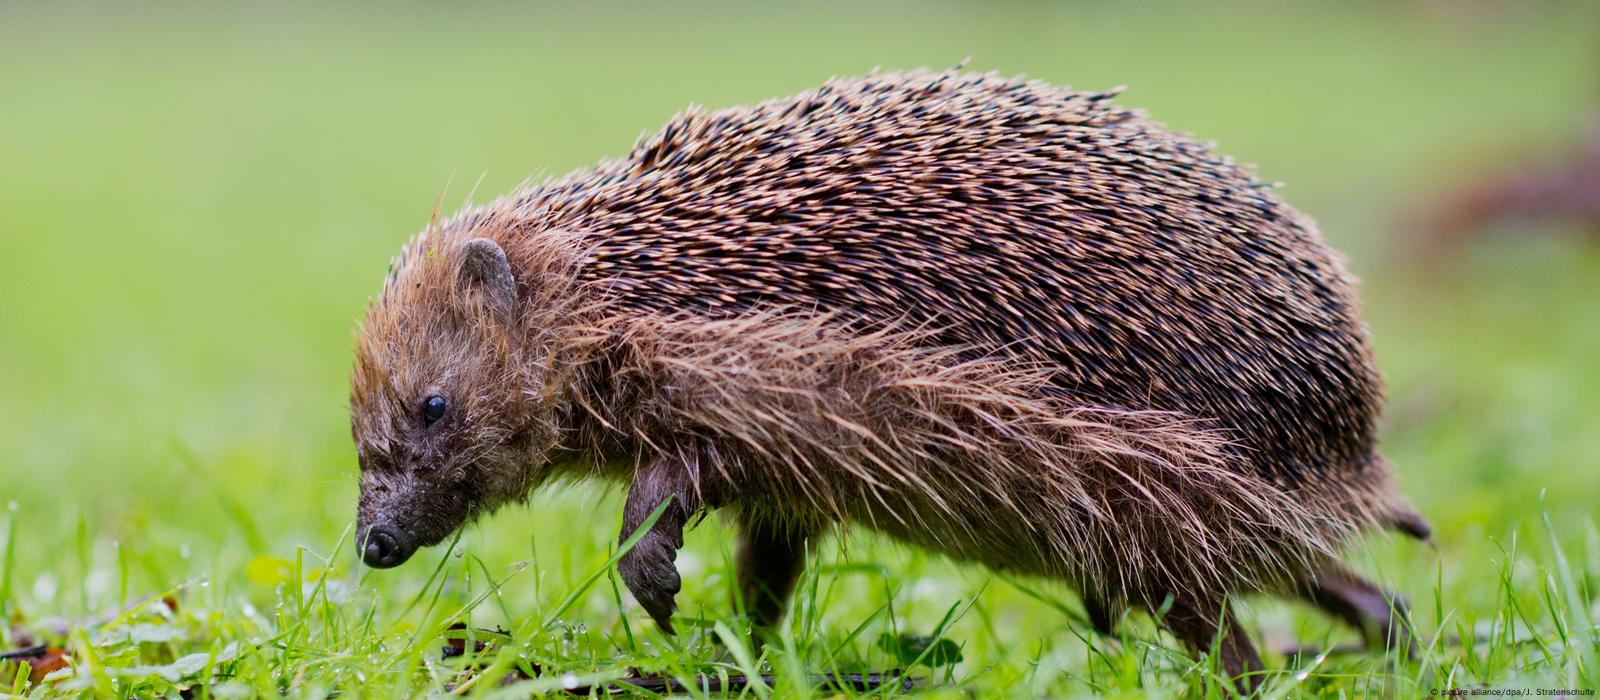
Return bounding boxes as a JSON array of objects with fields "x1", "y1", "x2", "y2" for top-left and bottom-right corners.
[{"x1": 619, "y1": 532, "x2": 682, "y2": 634}]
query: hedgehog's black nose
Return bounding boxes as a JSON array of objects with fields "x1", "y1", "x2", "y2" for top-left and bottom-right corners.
[{"x1": 361, "y1": 526, "x2": 408, "y2": 569}]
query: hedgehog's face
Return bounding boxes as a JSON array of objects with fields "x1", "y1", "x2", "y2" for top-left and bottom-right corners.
[{"x1": 349, "y1": 237, "x2": 562, "y2": 569}]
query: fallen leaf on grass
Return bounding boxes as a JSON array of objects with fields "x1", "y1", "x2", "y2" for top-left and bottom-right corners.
[{"x1": 0, "y1": 645, "x2": 71, "y2": 684}]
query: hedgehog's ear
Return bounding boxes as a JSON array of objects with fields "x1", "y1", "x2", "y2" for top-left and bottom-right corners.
[{"x1": 457, "y1": 237, "x2": 517, "y2": 317}]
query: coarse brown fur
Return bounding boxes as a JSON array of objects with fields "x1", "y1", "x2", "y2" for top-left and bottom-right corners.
[{"x1": 350, "y1": 69, "x2": 1429, "y2": 687}]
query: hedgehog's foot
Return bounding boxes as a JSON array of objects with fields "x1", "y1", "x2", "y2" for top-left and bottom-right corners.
[
  {"x1": 734, "y1": 513, "x2": 812, "y2": 645},
  {"x1": 1161, "y1": 596, "x2": 1263, "y2": 693},
  {"x1": 1302, "y1": 564, "x2": 1417, "y2": 658},
  {"x1": 617, "y1": 455, "x2": 704, "y2": 635}
]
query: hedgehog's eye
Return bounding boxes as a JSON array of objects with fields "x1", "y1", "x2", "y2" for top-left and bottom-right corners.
[{"x1": 422, "y1": 395, "x2": 447, "y2": 425}]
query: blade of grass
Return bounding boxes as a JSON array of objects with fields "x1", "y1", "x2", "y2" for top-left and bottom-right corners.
[
  {"x1": 395, "y1": 530, "x2": 466, "y2": 622},
  {"x1": 74, "y1": 513, "x2": 89, "y2": 615},
  {"x1": 1541, "y1": 499, "x2": 1596, "y2": 688},
  {"x1": 606, "y1": 567, "x2": 638, "y2": 654},
  {"x1": 714, "y1": 620, "x2": 770, "y2": 696},
  {"x1": 469, "y1": 553, "x2": 519, "y2": 630},
  {"x1": 0, "y1": 502, "x2": 14, "y2": 620}
]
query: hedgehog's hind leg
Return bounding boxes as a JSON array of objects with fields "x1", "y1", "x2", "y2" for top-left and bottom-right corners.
[
  {"x1": 734, "y1": 511, "x2": 814, "y2": 643},
  {"x1": 1161, "y1": 595, "x2": 1264, "y2": 692},
  {"x1": 1300, "y1": 564, "x2": 1417, "y2": 657}
]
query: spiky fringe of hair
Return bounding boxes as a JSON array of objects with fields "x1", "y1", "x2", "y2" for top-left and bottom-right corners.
[{"x1": 541, "y1": 307, "x2": 1386, "y2": 607}]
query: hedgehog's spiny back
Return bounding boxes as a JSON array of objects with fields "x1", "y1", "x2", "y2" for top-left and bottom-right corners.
[{"x1": 494, "y1": 69, "x2": 1382, "y2": 488}]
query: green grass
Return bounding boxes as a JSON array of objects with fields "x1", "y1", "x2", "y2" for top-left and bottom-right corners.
[{"x1": 2, "y1": 2, "x2": 1598, "y2": 697}]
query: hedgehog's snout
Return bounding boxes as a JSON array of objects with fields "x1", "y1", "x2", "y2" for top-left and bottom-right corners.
[{"x1": 358, "y1": 523, "x2": 415, "y2": 569}]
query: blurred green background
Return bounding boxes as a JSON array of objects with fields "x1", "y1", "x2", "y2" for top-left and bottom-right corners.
[{"x1": 2, "y1": 1, "x2": 1598, "y2": 695}]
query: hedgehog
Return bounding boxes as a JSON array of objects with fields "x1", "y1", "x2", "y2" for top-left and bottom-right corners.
[{"x1": 349, "y1": 69, "x2": 1430, "y2": 686}]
